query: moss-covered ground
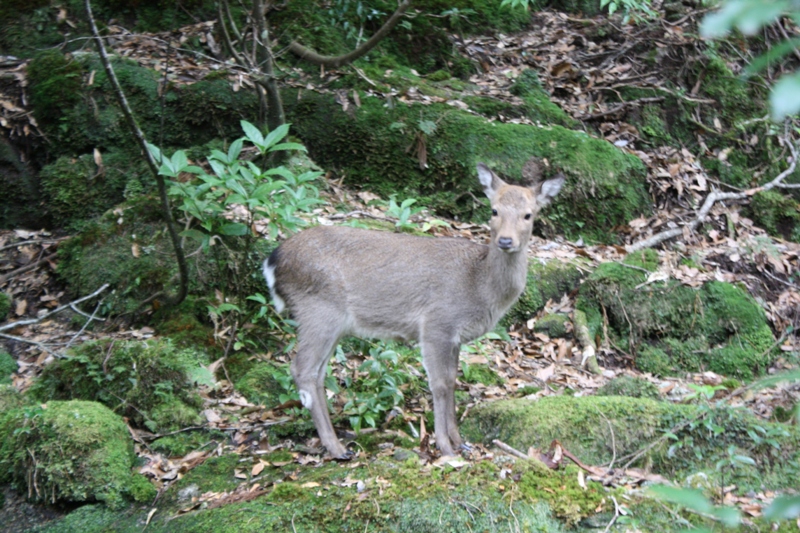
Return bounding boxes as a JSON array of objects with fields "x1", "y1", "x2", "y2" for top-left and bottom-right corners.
[{"x1": 462, "y1": 395, "x2": 800, "y2": 492}]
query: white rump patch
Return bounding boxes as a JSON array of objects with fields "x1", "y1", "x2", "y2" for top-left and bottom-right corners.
[
  {"x1": 298, "y1": 389, "x2": 313, "y2": 409},
  {"x1": 262, "y1": 259, "x2": 285, "y2": 313}
]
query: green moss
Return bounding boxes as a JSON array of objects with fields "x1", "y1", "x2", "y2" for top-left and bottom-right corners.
[
  {"x1": 235, "y1": 362, "x2": 289, "y2": 406},
  {"x1": 0, "y1": 383, "x2": 25, "y2": 411},
  {"x1": 287, "y1": 92, "x2": 649, "y2": 241},
  {"x1": 462, "y1": 395, "x2": 800, "y2": 491},
  {"x1": 0, "y1": 348, "x2": 15, "y2": 385},
  {"x1": 151, "y1": 429, "x2": 226, "y2": 457},
  {"x1": 30, "y1": 338, "x2": 207, "y2": 432},
  {"x1": 748, "y1": 190, "x2": 800, "y2": 241},
  {"x1": 597, "y1": 375, "x2": 661, "y2": 400},
  {"x1": 504, "y1": 259, "x2": 588, "y2": 326},
  {"x1": 0, "y1": 291, "x2": 10, "y2": 320},
  {"x1": 173, "y1": 454, "x2": 241, "y2": 495},
  {"x1": 518, "y1": 463, "x2": 608, "y2": 526},
  {"x1": 40, "y1": 150, "x2": 151, "y2": 227},
  {"x1": 460, "y1": 361, "x2": 504, "y2": 386},
  {"x1": 27, "y1": 50, "x2": 84, "y2": 127},
  {"x1": 0, "y1": 400, "x2": 140, "y2": 508}
]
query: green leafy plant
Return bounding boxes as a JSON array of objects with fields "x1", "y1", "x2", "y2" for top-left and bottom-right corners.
[
  {"x1": 701, "y1": 0, "x2": 800, "y2": 119},
  {"x1": 341, "y1": 342, "x2": 419, "y2": 433},
  {"x1": 600, "y1": 0, "x2": 656, "y2": 21},
  {"x1": 147, "y1": 121, "x2": 322, "y2": 350}
]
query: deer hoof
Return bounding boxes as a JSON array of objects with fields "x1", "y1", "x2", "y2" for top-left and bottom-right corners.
[{"x1": 330, "y1": 449, "x2": 356, "y2": 461}]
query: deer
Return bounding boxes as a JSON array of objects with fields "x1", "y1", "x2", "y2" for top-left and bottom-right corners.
[{"x1": 263, "y1": 163, "x2": 564, "y2": 459}]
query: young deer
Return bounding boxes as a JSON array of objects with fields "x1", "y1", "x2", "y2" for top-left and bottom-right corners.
[{"x1": 264, "y1": 163, "x2": 564, "y2": 459}]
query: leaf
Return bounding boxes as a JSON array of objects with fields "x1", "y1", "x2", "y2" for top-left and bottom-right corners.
[
  {"x1": 270, "y1": 142, "x2": 307, "y2": 152},
  {"x1": 189, "y1": 366, "x2": 216, "y2": 388},
  {"x1": 770, "y1": 72, "x2": 800, "y2": 120},
  {"x1": 240, "y1": 120, "x2": 264, "y2": 147},
  {"x1": 648, "y1": 486, "x2": 712, "y2": 514},
  {"x1": 228, "y1": 137, "x2": 244, "y2": 163},
  {"x1": 744, "y1": 37, "x2": 800, "y2": 76},
  {"x1": 701, "y1": 0, "x2": 787, "y2": 38},
  {"x1": 418, "y1": 120, "x2": 437, "y2": 135},
  {"x1": 263, "y1": 123, "x2": 291, "y2": 151},
  {"x1": 219, "y1": 223, "x2": 249, "y2": 236},
  {"x1": 764, "y1": 495, "x2": 800, "y2": 520}
]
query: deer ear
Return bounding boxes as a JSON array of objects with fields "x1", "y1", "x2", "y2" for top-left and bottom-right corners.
[
  {"x1": 534, "y1": 173, "x2": 565, "y2": 207},
  {"x1": 477, "y1": 163, "x2": 506, "y2": 200}
]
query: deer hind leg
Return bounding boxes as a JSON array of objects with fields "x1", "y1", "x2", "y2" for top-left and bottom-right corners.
[
  {"x1": 421, "y1": 337, "x2": 462, "y2": 456},
  {"x1": 291, "y1": 316, "x2": 350, "y2": 459}
]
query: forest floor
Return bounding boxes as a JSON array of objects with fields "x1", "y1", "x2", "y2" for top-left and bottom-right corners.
[{"x1": 1, "y1": 7, "x2": 799, "y2": 529}]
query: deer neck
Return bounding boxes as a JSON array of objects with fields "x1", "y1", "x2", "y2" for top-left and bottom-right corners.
[{"x1": 484, "y1": 243, "x2": 529, "y2": 305}]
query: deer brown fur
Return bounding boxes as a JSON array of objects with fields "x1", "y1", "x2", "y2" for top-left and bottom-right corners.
[{"x1": 264, "y1": 163, "x2": 564, "y2": 459}]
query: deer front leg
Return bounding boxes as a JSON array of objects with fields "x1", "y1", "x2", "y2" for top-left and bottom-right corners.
[
  {"x1": 421, "y1": 337, "x2": 462, "y2": 456},
  {"x1": 291, "y1": 330, "x2": 352, "y2": 460}
]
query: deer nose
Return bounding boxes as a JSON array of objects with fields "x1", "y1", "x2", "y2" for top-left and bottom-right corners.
[{"x1": 498, "y1": 237, "x2": 513, "y2": 249}]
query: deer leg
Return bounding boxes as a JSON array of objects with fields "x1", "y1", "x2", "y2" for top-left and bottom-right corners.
[
  {"x1": 421, "y1": 337, "x2": 461, "y2": 456},
  {"x1": 291, "y1": 322, "x2": 350, "y2": 459}
]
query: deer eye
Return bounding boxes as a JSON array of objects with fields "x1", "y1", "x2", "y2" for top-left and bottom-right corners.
[
  {"x1": 524, "y1": 213, "x2": 532, "y2": 220},
  {"x1": 491, "y1": 209, "x2": 498, "y2": 217}
]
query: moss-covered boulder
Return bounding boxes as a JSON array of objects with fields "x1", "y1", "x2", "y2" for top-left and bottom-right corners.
[
  {"x1": 532, "y1": 313, "x2": 570, "y2": 338},
  {"x1": 234, "y1": 361, "x2": 291, "y2": 406},
  {"x1": 577, "y1": 250, "x2": 776, "y2": 379},
  {"x1": 596, "y1": 375, "x2": 661, "y2": 400},
  {"x1": 462, "y1": 395, "x2": 800, "y2": 491},
  {"x1": 30, "y1": 338, "x2": 207, "y2": 432},
  {"x1": 503, "y1": 258, "x2": 587, "y2": 326},
  {"x1": 39, "y1": 150, "x2": 151, "y2": 227},
  {"x1": 0, "y1": 137, "x2": 42, "y2": 228},
  {"x1": 288, "y1": 92, "x2": 650, "y2": 241},
  {"x1": 0, "y1": 400, "x2": 153, "y2": 508},
  {"x1": 25, "y1": 50, "x2": 259, "y2": 164}
]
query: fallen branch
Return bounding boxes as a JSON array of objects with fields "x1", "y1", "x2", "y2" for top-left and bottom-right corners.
[
  {"x1": 0, "y1": 284, "x2": 110, "y2": 333},
  {"x1": 627, "y1": 139, "x2": 799, "y2": 252},
  {"x1": 288, "y1": 0, "x2": 412, "y2": 68},
  {"x1": 0, "y1": 253, "x2": 57, "y2": 285}
]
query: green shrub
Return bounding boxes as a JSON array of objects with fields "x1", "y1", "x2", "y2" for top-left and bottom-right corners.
[{"x1": 30, "y1": 338, "x2": 207, "y2": 432}]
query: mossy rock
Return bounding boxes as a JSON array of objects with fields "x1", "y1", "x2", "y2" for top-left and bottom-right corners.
[
  {"x1": 287, "y1": 91, "x2": 650, "y2": 241},
  {"x1": 532, "y1": 313, "x2": 570, "y2": 338},
  {"x1": 0, "y1": 348, "x2": 16, "y2": 385},
  {"x1": 460, "y1": 360, "x2": 504, "y2": 386},
  {"x1": 0, "y1": 400, "x2": 150, "y2": 508},
  {"x1": 503, "y1": 258, "x2": 588, "y2": 326},
  {"x1": 462, "y1": 395, "x2": 800, "y2": 491},
  {"x1": 596, "y1": 375, "x2": 661, "y2": 400},
  {"x1": 234, "y1": 361, "x2": 290, "y2": 406},
  {"x1": 29, "y1": 338, "x2": 207, "y2": 432},
  {"x1": 577, "y1": 253, "x2": 776, "y2": 379},
  {"x1": 24, "y1": 51, "x2": 259, "y2": 166}
]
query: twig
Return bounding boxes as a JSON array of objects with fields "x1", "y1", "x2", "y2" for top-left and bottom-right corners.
[
  {"x1": 0, "y1": 284, "x2": 110, "y2": 332},
  {"x1": 0, "y1": 239, "x2": 60, "y2": 252},
  {"x1": 603, "y1": 496, "x2": 621, "y2": 533},
  {"x1": 582, "y1": 96, "x2": 665, "y2": 121},
  {"x1": 0, "y1": 253, "x2": 58, "y2": 285},
  {"x1": 65, "y1": 298, "x2": 106, "y2": 350},
  {"x1": 0, "y1": 332, "x2": 57, "y2": 356},
  {"x1": 596, "y1": 409, "x2": 617, "y2": 472},
  {"x1": 627, "y1": 140, "x2": 799, "y2": 252},
  {"x1": 492, "y1": 439, "x2": 527, "y2": 459}
]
